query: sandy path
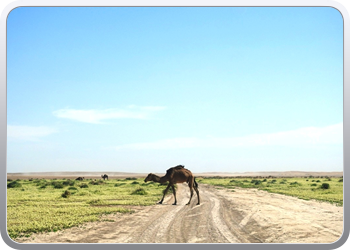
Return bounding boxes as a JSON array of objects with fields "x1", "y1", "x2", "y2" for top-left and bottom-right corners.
[{"x1": 15, "y1": 184, "x2": 343, "y2": 244}]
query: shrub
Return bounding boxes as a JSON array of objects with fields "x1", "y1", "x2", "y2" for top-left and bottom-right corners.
[
  {"x1": 68, "y1": 187, "x2": 78, "y2": 190},
  {"x1": 51, "y1": 182, "x2": 64, "y2": 189},
  {"x1": 316, "y1": 180, "x2": 321, "y2": 183},
  {"x1": 131, "y1": 188, "x2": 147, "y2": 195},
  {"x1": 290, "y1": 182, "x2": 301, "y2": 186},
  {"x1": 321, "y1": 183, "x2": 330, "y2": 189},
  {"x1": 61, "y1": 190, "x2": 71, "y2": 198},
  {"x1": 251, "y1": 180, "x2": 262, "y2": 185},
  {"x1": 7, "y1": 179, "x2": 13, "y2": 182},
  {"x1": 339, "y1": 179, "x2": 343, "y2": 182},
  {"x1": 7, "y1": 181, "x2": 22, "y2": 188},
  {"x1": 131, "y1": 181, "x2": 139, "y2": 185},
  {"x1": 125, "y1": 177, "x2": 137, "y2": 180},
  {"x1": 311, "y1": 183, "x2": 317, "y2": 186},
  {"x1": 62, "y1": 180, "x2": 75, "y2": 186},
  {"x1": 34, "y1": 179, "x2": 46, "y2": 186},
  {"x1": 89, "y1": 180, "x2": 104, "y2": 185},
  {"x1": 80, "y1": 184, "x2": 89, "y2": 188}
]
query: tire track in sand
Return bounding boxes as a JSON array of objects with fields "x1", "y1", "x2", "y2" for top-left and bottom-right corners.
[{"x1": 126, "y1": 183, "x2": 241, "y2": 243}]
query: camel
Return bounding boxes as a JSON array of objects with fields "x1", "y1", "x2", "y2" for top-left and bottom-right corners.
[
  {"x1": 101, "y1": 174, "x2": 108, "y2": 180},
  {"x1": 144, "y1": 165, "x2": 200, "y2": 205},
  {"x1": 75, "y1": 177, "x2": 84, "y2": 181}
]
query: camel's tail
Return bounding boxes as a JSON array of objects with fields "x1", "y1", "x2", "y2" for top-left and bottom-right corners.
[{"x1": 194, "y1": 177, "x2": 198, "y2": 188}]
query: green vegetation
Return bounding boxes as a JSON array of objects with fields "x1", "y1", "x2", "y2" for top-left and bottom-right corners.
[
  {"x1": 321, "y1": 183, "x2": 330, "y2": 189},
  {"x1": 7, "y1": 178, "x2": 165, "y2": 239},
  {"x1": 7, "y1": 181, "x2": 22, "y2": 188},
  {"x1": 131, "y1": 188, "x2": 147, "y2": 195},
  {"x1": 7, "y1": 175, "x2": 343, "y2": 240},
  {"x1": 199, "y1": 176, "x2": 343, "y2": 206}
]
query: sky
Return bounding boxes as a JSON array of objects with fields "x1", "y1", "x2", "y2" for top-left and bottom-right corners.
[{"x1": 6, "y1": 7, "x2": 343, "y2": 174}]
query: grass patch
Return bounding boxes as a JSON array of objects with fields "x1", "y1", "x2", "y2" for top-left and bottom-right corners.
[
  {"x1": 200, "y1": 176, "x2": 343, "y2": 206},
  {"x1": 7, "y1": 177, "x2": 166, "y2": 240}
]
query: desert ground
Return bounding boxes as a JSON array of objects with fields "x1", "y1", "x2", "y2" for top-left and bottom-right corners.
[{"x1": 9, "y1": 171, "x2": 343, "y2": 244}]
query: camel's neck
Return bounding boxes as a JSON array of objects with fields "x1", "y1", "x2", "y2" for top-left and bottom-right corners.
[{"x1": 152, "y1": 174, "x2": 168, "y2": 184}]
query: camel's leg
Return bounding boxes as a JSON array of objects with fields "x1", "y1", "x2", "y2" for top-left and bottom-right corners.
[
  {"x1": 186, "y1": 185, "x2": 194, "y2": 205},
  {"x1": 158, "y1": 184, "x2": 171, "y2": 204},
  {"x1": 171, "y1": 185, "x2": 177, "y2": 205},
  {"x1": 194, "y1": 185, "x2": 200, "y2": 205}
]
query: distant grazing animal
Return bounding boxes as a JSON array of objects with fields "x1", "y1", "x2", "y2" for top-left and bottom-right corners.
[
  {"x1": 101, "y1": 174, "x2": 108, "y2": 180},
  {"x1": 144, "y1": 165, "x2": 200, "y2": 205},
  {"x1": 75, "y1": 177, "x2": 84, "y2": 181}
]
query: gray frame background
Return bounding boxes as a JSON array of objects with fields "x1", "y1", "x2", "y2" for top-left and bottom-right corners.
[{"x1": 0, "y1": 0, "x2": 348, "y2": 250}]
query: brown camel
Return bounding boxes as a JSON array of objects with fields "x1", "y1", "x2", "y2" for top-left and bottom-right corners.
[
  {"x1": 144, "y1": 165, "x2": 200, "y2": 205},
  {"x1": 101, "y1": 174, "x2": 108, "y2": 180}
]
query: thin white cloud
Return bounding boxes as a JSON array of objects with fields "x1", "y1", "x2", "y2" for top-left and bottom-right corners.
[
  {"x1": 7, "y1": 125, "x2": 58, "y2": 141},
  {"x1": 115, "y1": 123, "x2": 343, "y2": 150},
  {"x1": 53, "y1": 106, "x2": 166, "y2": 124}
]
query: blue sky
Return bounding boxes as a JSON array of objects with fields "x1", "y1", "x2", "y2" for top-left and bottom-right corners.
[{"x1": 7, "y1": 7, "x2": 343, "y2": 174}]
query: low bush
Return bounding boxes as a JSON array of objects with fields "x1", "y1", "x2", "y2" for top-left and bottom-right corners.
[
  {"x1": 39, "y1": 184, "x2": 48, "y2": 189},
  {"x1": 250, "y1": 180, "x2": 262, "y2": 185},
  {"x1": 7, "y1": 181, "x2": 22, "y2": 188},
  {"x1": 125, "y1": 177, "x2": 137, "y2": 180},
  {"x1": 89, "y1": 180, "x2": 104, "y2": 185},
  {"x1": 61, "y1": 190, "x2": 71, "y2": 198},
  {"x1": 131, "y1": 188, "x2": 147, "y2": 195},
  {"x1": 62, "y1": 180, "x2": 75, "y2": 186},
  {"x1": 321, "y1": 183, "x2": 330, "y2": 189},
  {"x1": 51, "y1": 182, "x2": 64, "y2": 189}
]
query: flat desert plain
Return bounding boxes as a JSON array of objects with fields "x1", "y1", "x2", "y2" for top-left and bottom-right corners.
[{"x1": 8, "y1": 171, "x2": 344, "y2": 244}]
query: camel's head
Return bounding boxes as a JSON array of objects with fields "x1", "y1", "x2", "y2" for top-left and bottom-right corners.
[{"x1": 144, "y1": 173, "x2": 153, "y2": 182}]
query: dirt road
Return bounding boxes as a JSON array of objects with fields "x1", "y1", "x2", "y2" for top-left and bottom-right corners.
[{"x1": 15, "y1": 183, "x2": 343, "y2": 244}]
